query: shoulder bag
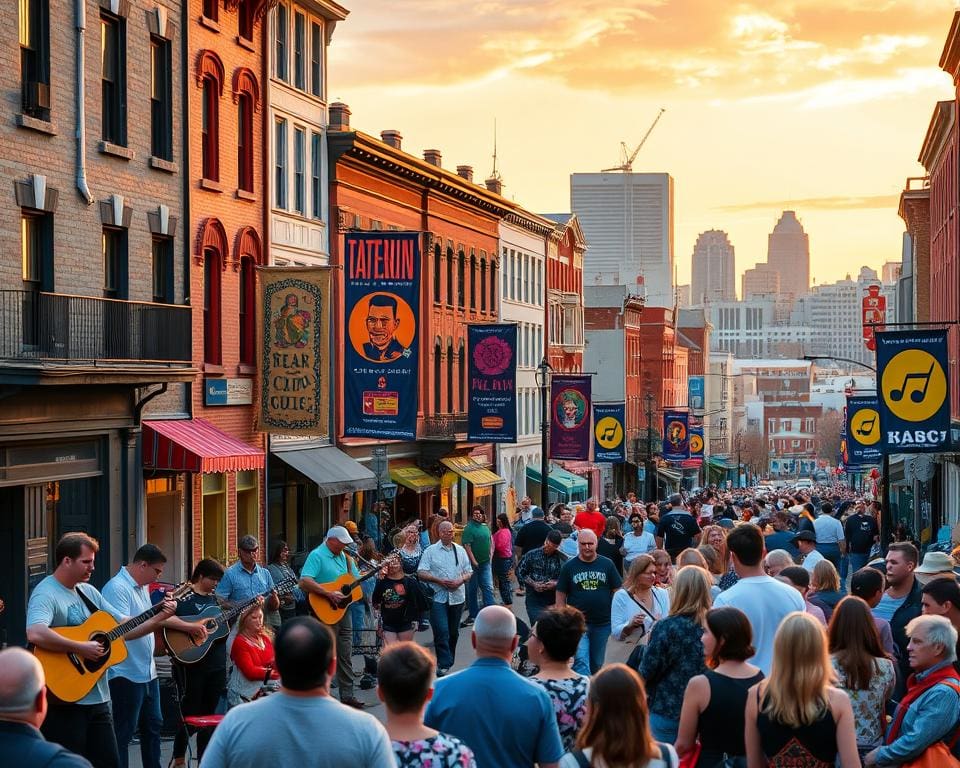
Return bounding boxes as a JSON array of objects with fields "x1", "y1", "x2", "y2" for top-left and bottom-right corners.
[{"x1": 625, "y1": 590, "x2": 659, "y2": 671}]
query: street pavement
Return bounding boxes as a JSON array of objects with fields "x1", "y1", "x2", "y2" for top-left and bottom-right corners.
[{"x1": 130, "y1": 591, "x2": 633, "y2": 766}]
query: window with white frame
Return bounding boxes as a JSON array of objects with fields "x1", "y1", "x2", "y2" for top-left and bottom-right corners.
[
  {"x1": 294, "y1": 126, "x2": 305, "y2": 215},
  {"x1": 274, "y1": 3, "x2": 325, "y2": 98},
  {"x1": 274, "y1": 118, "x2": 287, "y2": 209}
]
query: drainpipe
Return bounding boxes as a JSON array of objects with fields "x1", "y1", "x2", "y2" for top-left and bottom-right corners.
[{"x1": 75, "y1": 0, "x2": 93, "y2": 205}]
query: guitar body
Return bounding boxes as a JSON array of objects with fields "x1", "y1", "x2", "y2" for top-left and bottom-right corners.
[
  {"x1": 34, "y1": 611, "x2": 128, "y2": 703},
  {"x1": 308, "y1": 574, "x2": 363, "y2": 625},
  {"x1": 163, "y1": 605, "x2": 230, "y2": 664}
]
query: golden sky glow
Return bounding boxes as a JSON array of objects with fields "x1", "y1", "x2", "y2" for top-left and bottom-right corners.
[{"x1": 329, "y1": 1, "x2": 957, "y2": 289}]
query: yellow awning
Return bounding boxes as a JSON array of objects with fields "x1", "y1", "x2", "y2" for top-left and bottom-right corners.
[
  {"x1": 389, "y1": 463, "x2": 440, "y2": 493},
  {"x1": 440, "y1": 456, "x2": 505, "y2": 488}
]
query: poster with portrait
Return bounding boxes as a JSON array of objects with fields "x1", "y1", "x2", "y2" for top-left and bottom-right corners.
[
  {"x1": 550, "y1": 375, "x2": 591, "y2": 460},
  {"x1": 662, "y1": 411, "x2": 690, "y2": 461},
  {"x1": 467, "y1": 324, "x2": 517, "y2": 443},
  {"x1": 258, "y1": 266, "x2": 330, "y2": 435},
  {"x1": 343, "y1": 232, "x2": 421, "y2": 440}
]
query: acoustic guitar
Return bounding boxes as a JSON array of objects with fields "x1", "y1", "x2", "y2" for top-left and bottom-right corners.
[
  {"x1": 163, "y1": 577, "x2": 298, "y2": 664},
  {"x1": 34, "y1": 583, "x2": 193, "y2": 703},
  {"x1": 308, "y1": 552, "x2": 399, "y2": 626}
]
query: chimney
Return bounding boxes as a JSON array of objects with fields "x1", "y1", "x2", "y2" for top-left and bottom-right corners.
[
  {"x1": 380, "y1": 130, "x2": 402, "y2": 150},
  {"x1": 328, "y1": 102, "x2": 350, "y2": 131},
  {"x1": 485, "y1": 176, "x2": 503, "y2": 195},
  {"x1": 456, "y1": 165, "x2": 474, "y2": 183},
  {"x1": 423, "y1": 149, "x2": 442, "y2": 167}
]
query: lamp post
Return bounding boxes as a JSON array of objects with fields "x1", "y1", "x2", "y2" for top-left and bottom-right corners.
[
  {"x1": 536, "y1": 357, "x2": 552, "y2": 511},
  {"x1": 644, "y1": 392, "x2": 655, "y2": 501},
  {"x1": 735, "y1": 430, "x2": 743, "y2": 488}
]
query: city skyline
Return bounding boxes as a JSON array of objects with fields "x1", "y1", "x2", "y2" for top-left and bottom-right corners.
[{"x1": 329, "y1": 0, "x2": 955, "y2": 288}]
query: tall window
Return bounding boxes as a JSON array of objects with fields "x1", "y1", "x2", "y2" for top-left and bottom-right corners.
[
  {"x1": 102, "y1": 227, "x2": 127, "y2": 299},
  {"x1": 202, "y1": 0, "x2": 218, "y2": 21},
  {"x1": 150, "y1": 37, "x2": 172, "y2": 160},
  {"x1": 446, "y1": 247, "x2": 454, "y2": 306},
  {"x1": 238, "y1": 0, "x2": 254, "y2": 40},
  {"x1": 433, "y1": 243, "x2": 441, "y2": 302},
  {"x1": 458, "y1": 341, "x2": 466, "y2": 412},
  {"x1": 237, "y1": 93, "x2": 254, "y2": 191},
  {"x1": 294, "y1": 127, "x2": 305, "y2": 215},
  {"x1": 152, "y1": 237, "x2": 173, "y2": 303},
  {"x1": 489, "y1": 261, "x2": 497, "y2": 315},
  {"x1": 456, "y1": 251, "x2": 465, "y2": 309},
  {"x1": 275, "y1": 3, "x2": 288, "y2": 81},
  {"x1": 310, "y1": 132, "x2": 322, "y2": 219},
  {"x1": 446, "y1": 341, "x2": 454, "y2": 413},
  {"x1": 21, "y1": 211, "x2": 52, "y2": 347},
  {"x1": 293, "y1": 12, "x2": 305, "y2": 90},
  {"x1": 274, "y1": 118, "x2": 287, "y2": 208},
  {"x1": 469, "y1": 251, "x2": 476, "y2": 310},
  {"x1": 239, "y1": 255, "x2": 255, "y2": 365},
  {"x1": 19, "y1": 0, "x2": 50, "y2": 120},
  {"x1": 310, "y1": 21, "x2": 322, "y2": 97},
  {"x1": 100, "y1": 13, "x2": 126, "y2": 145},
  {"x1": 479, "y1": 259, "x2": 487, "y2": 312},
  {"x1": 203, "y1": 248, "x2": 222, "y2": 365},
  {"x1": 201, "y1": 76, "x2": 219, "y2": 180},
  {"x1": 433, "y1": 340, "x2": 442, "y2": 414}
]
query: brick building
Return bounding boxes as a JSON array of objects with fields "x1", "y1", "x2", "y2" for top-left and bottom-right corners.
[
  {"x1": 0, "y1": 0, "x2": 192, "y2": 642},
  {"x1": 543, "y1": 214, "x2": 585, "y2": 374}
]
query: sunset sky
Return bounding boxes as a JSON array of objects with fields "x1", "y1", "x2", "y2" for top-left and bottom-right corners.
[{"x1": 329, "y1": 1, "x2": 958, "y2": 292}]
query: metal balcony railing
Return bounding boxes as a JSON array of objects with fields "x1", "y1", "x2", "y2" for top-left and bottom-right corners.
[
  {"x1": 0, "y1": 290, "x2": 191, "y2": 363},
  {"x1": 420, "y1": 414, "x2": 468, "y2": 438}
]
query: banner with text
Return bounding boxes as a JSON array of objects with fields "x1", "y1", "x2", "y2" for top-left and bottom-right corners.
[
  {"x1": 662, "y1": 411, "x2": 690, "y2": 461},
  {"x1": 689, "y1": 426, "x2": 705, "y2": 460},
  {"x1": 550, "y1": 375, "x2": 592, "y2": 460},
  {"x1": 877, "y1": 329, "x2": 950, "y2": 453},
  {"x1": 258, "y1": 266, "x2": 330, "y2": 435},
  {"x1": 593, "y1": 403, "x2": 626, "y2": 462},
  {"x1": 343, "y1": 232, "x2": 421, "y2": 440},
  {"x1": 467, "y1": 324, "x2": 517, "y2": 443},
  {"x1": 846, "y1": 394, "x2": 882, "y2": 466}
]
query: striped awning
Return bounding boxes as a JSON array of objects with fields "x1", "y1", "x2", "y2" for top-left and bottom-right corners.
[
  {"x1": 440, "y1": 456, "x2": 504, "y2": 488},
  {"x1": 390, "y1": 462, "x2": 440, "y2": 493},
  {"x1": 143, "y1": 419, "x2": 264, "y2": 474}
]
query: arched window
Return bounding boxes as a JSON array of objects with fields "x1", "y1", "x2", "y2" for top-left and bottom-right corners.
[
  {"x1": 197, "y1": 51, "x2": 224, "y2": 183},
  {"x1": 204, "y1": 248, "x2": 222, "y2": 365},
  {"x1": 446, "y1": 246, "x2": 454, "y2": 306},
  {"x1": 456, "y1": 250, "x2": 465, "y2": 310},
  {"x1": 479, "y1": 259, "x2": 487, "y2": 313},
  {"x1": 446, "y1": 339, "x2": 454, "y2": 413},
  {"x1": 239, "y1": 255, "x2": 256, "y2": 365},
  {"x1": 233, "y1": 65, "x2": 261, "y2": 194},
  {"x1": 433, "y1": 338, "x2": 442, "y2": 414},
  {"x1": 489, "y1": 260, "x2": 498, "y2": 316},
  {"x1": 458, "y1": 339, "x2": 466, "y2": 412},
  {"x1": 469, "y1": 250, "x2": 476, "y2": 310},
  {"x1": 433, "y1": 241, "x2": 441, "y2": 302}
]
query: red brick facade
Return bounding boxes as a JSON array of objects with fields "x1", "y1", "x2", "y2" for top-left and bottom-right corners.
[{"x1": 546, "y1": 215, "x2": 585, "y2": 373}]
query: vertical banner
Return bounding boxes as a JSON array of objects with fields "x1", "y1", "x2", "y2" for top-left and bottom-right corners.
[
  {"x1": 862, "y1": 284, "x2": 887, "y2": 352},
  {"x1": 342, "y1": 232, "x2": 421, "y2": 440},
  {"x1": 876, "y1": 329, "x2": 950, "y2": 453},
  {"x1": 467, "y1": 324, "x2": 517, "y2": 443},
  {"x1": 688, "y1": 376, "x2": 705, "y2": 410},
  {"x1": 846, "y1": 394, "x2": 882, "y2": 466},
  {"x1": 688, "y1": 426, "x2": 705, "y2": 460},
  {"x1": 593, "y1": 403, "x2": 626, "y2": 462},
  {"x1": 550, "y1": 375, "x2": 591, "y2": 460},
  {"x1": 662, "y1": 411, "x2": 690, "y2": 461},
  {"x1": 258, "y1": 266, "x2": 330, "y2": 435}
]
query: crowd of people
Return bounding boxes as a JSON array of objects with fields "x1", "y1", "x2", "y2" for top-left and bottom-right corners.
[{"x1": 4, "y1": 484, "x2": 960, "y2": 768}]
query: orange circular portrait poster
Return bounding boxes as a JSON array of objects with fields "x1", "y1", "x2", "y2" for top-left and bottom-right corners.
[{"x1": 348, "y1": 292, "x2": 417, "y2": 364}]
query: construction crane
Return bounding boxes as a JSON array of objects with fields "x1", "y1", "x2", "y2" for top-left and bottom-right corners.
[{"x1": 602, "y1": 108, "x2": 666, "y2": 172}]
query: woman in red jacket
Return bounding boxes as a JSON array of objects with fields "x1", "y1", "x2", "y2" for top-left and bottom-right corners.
[{"x1": 227, "y1": 604, "x2": 280, "y2": 706}]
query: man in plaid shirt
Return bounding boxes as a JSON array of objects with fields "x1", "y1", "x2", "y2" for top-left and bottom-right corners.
[{"x1": 516, "y1": 530, "x2": 568, "y2": 624}]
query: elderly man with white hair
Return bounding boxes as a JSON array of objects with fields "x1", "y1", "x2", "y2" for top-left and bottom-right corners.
[
  {"x1": 864, "y1": 614, "x2": 960, "y2": 766},
  {"x1": 763, "y1": 549, "x2": 795, "y2": 578},
  {"x1": 0, "y1": 646, "x2": 92, "y2": 766},
  {"x1": 425, "y1": 606, "x2": 563, "y2": 768}
]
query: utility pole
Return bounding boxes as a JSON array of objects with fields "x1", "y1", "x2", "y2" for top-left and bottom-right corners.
[{"x1": 645, "y1": 392, "x2": 655, "y2": 501}]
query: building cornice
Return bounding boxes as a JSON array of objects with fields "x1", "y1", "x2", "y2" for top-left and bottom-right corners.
[
  {"x1": 918, "y1": 101, "x2": 955, "y2": 172},
  {"x1": 940, "y1": 11, "x2": 960, "y2": 81}
]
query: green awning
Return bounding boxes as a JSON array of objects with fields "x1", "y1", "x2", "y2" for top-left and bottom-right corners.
[{"x1": 526, "y1": 466, "x2": 588, "y2": 496}]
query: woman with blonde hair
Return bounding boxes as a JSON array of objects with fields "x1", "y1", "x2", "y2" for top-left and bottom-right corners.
[
  {"x1": 809, "y1": 559, "x2": 844, "y2": 623},
  {"x1": 651, "y1": 549, "x2": 674, "y2": 588},
  {"x1": 639, "y1": 566, "x2": 712, "y2": 743},
  {"x1": 745, "y1": 612, "x2": 860, "y2": 768},
  {"x1": 702, "y1": 524, "x2": 738, "y2": 591},
  {"x1": 678, "y1": 548, "x2": 721, "y2": 600},
  {"x1": 611, "y1": 554, "x2": 671, "y2": 643},
  {"x1": 559, "y1": 663, "x2": 678, "y2": 768},
  {"x1": 227, "y1": 604, "x2": 279, "y2": 707}
]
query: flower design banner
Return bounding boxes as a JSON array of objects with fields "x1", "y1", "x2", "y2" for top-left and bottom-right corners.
[
  {"x1": 467, "y1": 324, "x2": 517, "y2": 443},
  {"x1": 343, "y1": 232, "x2": 421, "y2": 440},
  {"x1": 550, "y1": 375, "x2": 592, "y2": 460}
]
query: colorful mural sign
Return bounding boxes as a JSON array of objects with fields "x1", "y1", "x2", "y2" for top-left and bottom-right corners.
[
  {"x1": 550, "y1": 375, "x2": 591, "y2": 460},
  {"x1": 467, "y1": 324, "x2": 517, "y2": 443},
  {"x1": 662, "y1": 411, "x2": 690, "y2": 461}
]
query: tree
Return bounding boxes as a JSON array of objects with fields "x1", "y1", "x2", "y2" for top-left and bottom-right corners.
[
  {"x1": 738, "y1": 429, "x2": 768, "y2": 477},
  {"x1": 817, "y1": 410, "x2": 844, "y2": 463}
]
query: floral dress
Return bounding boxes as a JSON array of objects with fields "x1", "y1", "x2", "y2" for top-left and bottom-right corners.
[
  {"x1": 392, "y1": 732, "x2": 477, "y2": 767},
  {"x1": 830, "y1": 655, "x2": 896, "y2": 748},
  {"x1": 529, "y1": 674, "x2": 590, "y2": 752}
]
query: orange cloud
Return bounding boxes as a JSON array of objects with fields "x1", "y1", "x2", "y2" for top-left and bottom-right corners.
[{"x1": 716, "y1": 194, "x2": 901, "y2": 213}]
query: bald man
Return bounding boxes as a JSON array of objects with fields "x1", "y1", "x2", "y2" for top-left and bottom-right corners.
[
  {"x1": 556, "y1": 529, "x2": 622, "y2": 675},
  {"x1": 425, "y1": 606, "x2": 563, "y2": 768},
  {"x1": 0, "y1": 647, "x2": 92, "y2": 767}
]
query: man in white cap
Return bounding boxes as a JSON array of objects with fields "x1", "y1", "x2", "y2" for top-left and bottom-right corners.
[
  {"x1": 914, "y1": 551, "x2": 960, "y2": 586},
  {"x1": 299, "y1": 526, "x2": 365, "y2": 708}
]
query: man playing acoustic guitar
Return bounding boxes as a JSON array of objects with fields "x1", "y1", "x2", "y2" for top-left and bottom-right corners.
[
  {"x1": 26, "y1": 533, "x2": 175, "y2": 768},
  {"x1": 299, "y1": 526, "x2": 366, "y2": 710}
]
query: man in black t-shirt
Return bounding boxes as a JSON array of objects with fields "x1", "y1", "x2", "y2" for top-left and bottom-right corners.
[
  {"x1": 655, "y1": 494, "x2": 701, "y2": 561},
  {"x1": 844, "y1": 501, "x2": 879, "y2": 575},
  {"x1": 514, "y1": 508, "x2": 552, "y2": 556}
]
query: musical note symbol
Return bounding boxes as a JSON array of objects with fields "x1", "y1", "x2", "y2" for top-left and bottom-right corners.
[
  {"x1": 856, "y1": 416, "x2": 876, "y2": 436},
  {"x1": 890, "y1": 363, "x2": 935, "y2": 404},
  {"x1": 600, "y1": 424, "x2": 619, "y2": 442}
]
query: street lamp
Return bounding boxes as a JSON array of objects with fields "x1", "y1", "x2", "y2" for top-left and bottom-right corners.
[
  {"x1": 735, "y1": 430, "x2": 743, "y2": 489},
  {"x1": 535, "y1": 357, "x2": 552, "y2": 511},
  {"x1": 644, "y1": 392, "x2": 655, "y2": 501}
]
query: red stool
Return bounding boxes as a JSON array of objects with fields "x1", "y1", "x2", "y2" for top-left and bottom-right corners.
[{"x1": 183, "y1": 714, "x2": 224, "y2": 766}]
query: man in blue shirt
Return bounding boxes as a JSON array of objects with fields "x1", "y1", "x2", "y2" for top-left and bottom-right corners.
[
  {"x1": 425, "y1": 606, "x2": 563, "y2": 768},
  {"x1": 0, "y1": 647, "x2": 92, "y2": 767},
  {"x1": 216, "y1": 535, "x2": 279, "y2": 611}
]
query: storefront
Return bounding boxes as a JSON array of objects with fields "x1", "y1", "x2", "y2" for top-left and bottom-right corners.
[
  {"x1": 389, "y1": 461, "x2": 440, "y2": 526},
  {"x1": 561, "y1": 461, "x2": 602, "y2": 500},
  {"x1": 525, "y1": 465, "x2": 588, "y2": 507},
  {"x1": 439, "y1": 455, "x2": 505, "y2": 524}
]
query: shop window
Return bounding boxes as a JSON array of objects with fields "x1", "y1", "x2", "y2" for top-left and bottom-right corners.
[
  {"x1": 202, "y1": 473, "x2": 227, "y2": 562},
  {"x1": 145, "y1": 477, "x2": 174, "y2": 495},
  {"x1": 19, "y1": 0, "x2": 51, "y2": 121},
  {"x1": 237, "y1": 470, "x2": 259, "y2": 541},
  {"x1": 100, "y1": 12, "x2": 126, "y2": 146}
]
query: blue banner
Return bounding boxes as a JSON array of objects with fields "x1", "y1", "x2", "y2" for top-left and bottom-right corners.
[
  {"x1": 846, "y1": 395, "x2": 882, "y2": 466},
  {"x1": 342, "y1": 232, "x2": 421, "y2": 440},
  {"x1": 688, "y1": 376, "x2": 705, "y2": 411},
  {"x1": 467, "y1": 324, "x2": 517, "y2": 443},
  {"x1": 593, "y1": 403, "x2": 626, "y2": 462},
  {"x1": 550, "y1": 375, "x2": 592, "y2": 460},
  {"x1": 689, "y1": 427, "x2": 704, "y2": 459},
  {"x1": 662, "y1": 411, "x2": 690, "y2": 461},
  {"x1": 877, "y1": 329, "x2": 950, "y2": 453}
]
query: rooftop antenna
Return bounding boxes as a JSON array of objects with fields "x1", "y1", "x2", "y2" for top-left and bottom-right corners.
[{"x1": 490, "y1": 119, "x2": 502, "y2": 182}]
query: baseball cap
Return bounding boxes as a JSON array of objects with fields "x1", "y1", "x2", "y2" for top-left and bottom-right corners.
[
  {"x1": 344, "y1": 520, "x2": 359, "y2": 534},
  {"x1": 326, "y1": 525, "x2": 354, "y2": 544},
  {"x1": 791, "y1": 530, "x2": 816, "y2": 543}
]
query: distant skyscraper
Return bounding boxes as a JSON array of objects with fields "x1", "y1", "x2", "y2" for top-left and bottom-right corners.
[
  {"x1": 676, "y1": 283, "x2": 691, "y2": 308},
  {"x1": 881, "y1": 261, "x2": 901, "y2": 284},
  {"x1": 571, "y1": 172, "x2": 674, "y2": 308},
  {"x1": 691, "y1": 230, "x2": 735, "y2": 304},
  {"x1": 766, "y1": 210, "x2": 810, "y2": 300},
  {"x1": 742, "y1": 264, "x2": 780, "y2": 299}
]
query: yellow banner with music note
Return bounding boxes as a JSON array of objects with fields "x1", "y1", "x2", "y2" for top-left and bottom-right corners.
[
  {"x1": 593, "y1": 403, "x2": 626, "y2": 463},
  {"x1": 846, "y1": 395, "x2": 882, "y2": 465},
  {"x1": 876, "y1": 330, "x2": 950, "y2": 453}
]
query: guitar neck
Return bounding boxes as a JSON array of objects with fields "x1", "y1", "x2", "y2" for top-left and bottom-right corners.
[
  {"x1": 222, "y1": 580, "x2": 297, "y2": 624},
  {"x1": 344, "y1": 552, "x2": 399, "y2": 591},
  {"x1": 107, "y1": 601, "x2": 165, "y2": 641}
]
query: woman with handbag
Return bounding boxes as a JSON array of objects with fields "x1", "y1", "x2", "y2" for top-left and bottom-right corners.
[
  {"x1": 676, "y1": 607, "x2": 763, "y2": 768},
  {"x1": 397, "y1": 524, "x2": 430, "y2": 631},
  {"x1": 612, "y1": 554, "x2": 671, "y2": 657}
]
